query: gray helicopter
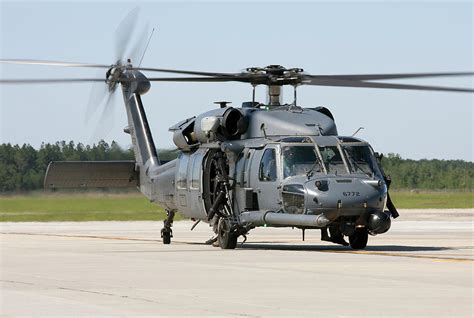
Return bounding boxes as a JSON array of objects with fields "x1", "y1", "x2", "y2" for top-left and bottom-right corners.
[{"x1": 2, "y1": 12, "x2": 473, "y2": 250}]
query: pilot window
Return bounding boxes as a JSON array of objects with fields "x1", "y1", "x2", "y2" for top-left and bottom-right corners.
[
  {"x1": 282, "y1": 146, "x2": 319, "y2": 178},
  {"x1": 177, "y1": 154, "x2": 189, "y2": 189},
  {"x1": 259, "y1": 149, "x2": 277, "y2": 181}
]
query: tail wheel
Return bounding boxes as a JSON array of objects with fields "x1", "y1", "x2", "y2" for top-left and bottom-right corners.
[
  {"x1": 162, "y1": 231, "x2": 171, "y2": 244},
  {"x1": 218, "y1": 218, "x2": 237, "y2": 249},
  {"x1": 349, "y1": 228, "x2": 368, "y2": 249}
]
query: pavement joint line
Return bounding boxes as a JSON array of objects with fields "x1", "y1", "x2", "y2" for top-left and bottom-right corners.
[
  {"x1": 0, "y1": 279, "x2": 290, "y2": 316},
  {"x1": 1, "y1": 279, "x2": 160, "y2": 303},
  {"x1": 0, "y1": 279, "x2": 252, "y2": 315},
  {"x1": 2, "y1": 232, "x2": 472, "y2": 262}
]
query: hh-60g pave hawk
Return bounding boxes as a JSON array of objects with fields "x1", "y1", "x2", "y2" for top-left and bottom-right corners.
[{"x1": 2, "y1": 10, "x2": 473, "y2": 250}]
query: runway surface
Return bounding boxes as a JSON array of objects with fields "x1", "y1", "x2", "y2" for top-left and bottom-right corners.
[{"x1": 1, "y1": 209, "x2": 473, "y2": 317}]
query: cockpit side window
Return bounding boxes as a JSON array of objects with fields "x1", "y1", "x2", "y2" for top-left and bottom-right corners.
[{"x1": 259, "y1": 149, "x2": 277, "y2": 181}]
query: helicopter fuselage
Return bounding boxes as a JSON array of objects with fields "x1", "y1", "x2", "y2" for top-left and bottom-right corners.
[{"x1": 145, "y1": 104, "x2": 392, "y2": 241}]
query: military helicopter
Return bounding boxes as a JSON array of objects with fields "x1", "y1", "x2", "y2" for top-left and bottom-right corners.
[{"x1": 1, "y1": 10, "x2": 473, "y2": 250}]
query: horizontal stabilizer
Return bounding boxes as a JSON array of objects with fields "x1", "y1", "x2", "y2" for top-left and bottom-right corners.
[{"x1": 44, "y1": 161, "x2": 139, "y2": 189}]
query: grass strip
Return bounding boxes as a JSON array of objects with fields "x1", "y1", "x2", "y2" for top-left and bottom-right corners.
[{"x1": 0, "y1": 191, "x2": 471, "y2": 222}]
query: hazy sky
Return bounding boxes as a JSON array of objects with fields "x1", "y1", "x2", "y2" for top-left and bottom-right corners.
[{"x1": 1, "y1": 1, "x2": 472, "y2": 160}]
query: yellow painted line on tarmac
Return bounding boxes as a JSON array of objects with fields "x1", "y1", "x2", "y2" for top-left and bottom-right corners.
[
  {"x1": 321, "y1": 250, "x2": 473, "y2": 262},
  {"x1": 0, "y1": 232, "x2": 160, "y2": 242}
]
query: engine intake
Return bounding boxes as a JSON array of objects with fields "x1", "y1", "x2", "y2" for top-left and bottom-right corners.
[{"x1": 194, "y1": 107, "x2": 248, "y2": 143}]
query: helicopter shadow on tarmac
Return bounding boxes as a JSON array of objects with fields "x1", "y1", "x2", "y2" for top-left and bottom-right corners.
[{"x1": 238, "y1": 243, "x2": 453, "y2": 253}]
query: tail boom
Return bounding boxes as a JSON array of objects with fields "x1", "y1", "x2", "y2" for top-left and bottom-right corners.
[{"x1": 121, "y1": 70, "x2": 161, "y2": 198}]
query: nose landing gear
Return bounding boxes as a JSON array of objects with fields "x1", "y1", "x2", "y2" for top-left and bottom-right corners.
[
  {"x1": 321, "y1": 226, "x2": 350, "y2": 246},
  {"x1": 349, "y1": 228, "x2": 368, "y2": 249},
  {"x1": 321, "y1": 222, "x2": 369, "y2": 249}
]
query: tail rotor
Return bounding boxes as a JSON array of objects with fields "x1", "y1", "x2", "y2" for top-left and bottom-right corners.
[{"x1": 85, "y1": 7, "x2": 151, "y2": 140}]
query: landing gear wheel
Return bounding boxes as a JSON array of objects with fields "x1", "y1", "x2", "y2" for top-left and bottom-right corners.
[
  {"x1": 349, "y1": 228, "x2": 368, "y2": 249},
  {"x1": 217, "y1": 218, "x2": 237, "y2": 249},
  {"x1": 161, "y1": 230, "x2": 172, "y2": 245},
  {"x1": 161, "y1": 210, "x2": 175, "y2": 245}
]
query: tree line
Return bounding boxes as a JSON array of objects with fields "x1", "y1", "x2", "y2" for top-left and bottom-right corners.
[
  {"x1": 0, "y1": 141, "x2": 472, "y2": 192},
  {"x1": 381, "y1": 153, "x2": 472, "y2": 190}
]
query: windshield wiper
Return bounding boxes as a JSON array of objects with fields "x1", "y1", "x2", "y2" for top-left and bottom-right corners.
[
  {"x1": 343, "y1": 148, "x2": 372, "y2": 177},
  {"x1": 306, "y1": 152, "x2": 324, "y2": 179},
  {"x1": 349, "y1": 158, "x2": 372, "y2": 177}
]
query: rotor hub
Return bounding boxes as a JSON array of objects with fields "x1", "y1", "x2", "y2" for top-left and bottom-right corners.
[{"x1": 244, "y1": 65, "x2": 306, "y2": 87}]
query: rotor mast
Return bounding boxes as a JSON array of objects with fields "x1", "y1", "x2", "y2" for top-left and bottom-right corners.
[
  {"x1": 267, "y1": 85, "x2": 282, "y2": 106},
  {"x1": 246, "y1": 65, "x2": 304, "y2": 107}
]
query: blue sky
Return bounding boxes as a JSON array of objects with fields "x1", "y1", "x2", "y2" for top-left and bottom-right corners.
[{"x1": 1, "y1": 1, "x2": 472, "y2": 160}]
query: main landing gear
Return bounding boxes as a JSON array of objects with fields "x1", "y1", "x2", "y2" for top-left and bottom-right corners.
[
  {"x1": 161, "y1": 210, "x2": 175, "y2": 245},
  {"x1": 203, "y1": 150, "x2": 243, "y2": 249},
  {"x1": 217, "y1": 217, "x2": 238, "y2": 249}
]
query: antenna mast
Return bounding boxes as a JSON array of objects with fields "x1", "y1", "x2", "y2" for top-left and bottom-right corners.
[{"x1": 138, "y1": 28, "x2": 156, "y2": 67}]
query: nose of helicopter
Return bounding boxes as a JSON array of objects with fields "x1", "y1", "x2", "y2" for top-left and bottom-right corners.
[{"x1": 303, "y1": 177, "x2": 387, "y2": 215}]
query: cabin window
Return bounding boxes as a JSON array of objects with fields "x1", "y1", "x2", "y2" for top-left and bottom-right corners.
[
  {"x1": 235, "y1": 152, "x2": 245, "y2": 186},
  {"x1": 177, "y1": 154, "x2": 189, "y2": 189},
  {"x1": 259, "y1": 149, "x2": 277, "y2": 181},
  {"x1": 190, "y1": 154, "x2": 202, "y2": 189}
]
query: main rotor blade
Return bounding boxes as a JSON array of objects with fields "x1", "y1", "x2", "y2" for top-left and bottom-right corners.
[
  {"x1": 305, "y1": 78, "x2": 474, "y2": 93},
  {"x1": 0, "y1": 59, "x2": 110, "y2": 69},
  {"x1": 0, "y1": 78, "x2": 106, "y2": 84},
  {"x1": 147, "y1": 76, "x2": 253, "y2": 82},
  {"x1": 0, "y1": 58, "x2": 238, "y2": 77},
  {"x1": 0, "y1": 76, "x2": 248, "y2": 85},
  {"x1": 306, "y1": 72, "x2": 474, "y2": 81},
  {"x1": 0, "y1": 58, "x2": 247, "y2": 81},
  {"x1": 135, "y1": 67, "x2": 238, "y2": 77},
  {"x1": 0, "y1": 58, "x2": 235, "y2": 77}
]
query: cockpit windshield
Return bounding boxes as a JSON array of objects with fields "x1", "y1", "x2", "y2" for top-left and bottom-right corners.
[
  {"x1": 282, "y1": 145, "x2": 320, "y2": 178},
  {"x1": 341, "y1": 144, "x2": 382, "y2": 177},
  {"x1": 281, "y1": 142, "x2": 382, "y2": 178},
  {"x1": 318, "y1": 146, "x2": 348, "y2": 175}
]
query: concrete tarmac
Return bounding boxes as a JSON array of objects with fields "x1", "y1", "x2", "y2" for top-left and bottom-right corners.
[{"x1": 1, "y1": 209, "x2": 473, "y2": 317}]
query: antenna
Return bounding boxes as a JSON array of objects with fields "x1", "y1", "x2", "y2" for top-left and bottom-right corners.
[
  {"x1": 352, "y1": 127, "x2": 365, "y2": 136},
  {"x1": 252, "y1": 84, "x2": 256, "y2": 105},
  {"x1": 138, "y1": 28, "x2": 155, "y2": 67},
  {"x1": 293, "y1": 85, "x2": 297, "y2": 106},
  {"x1": 260, "y1": 123, "x2": 268, "y2": 139}
]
